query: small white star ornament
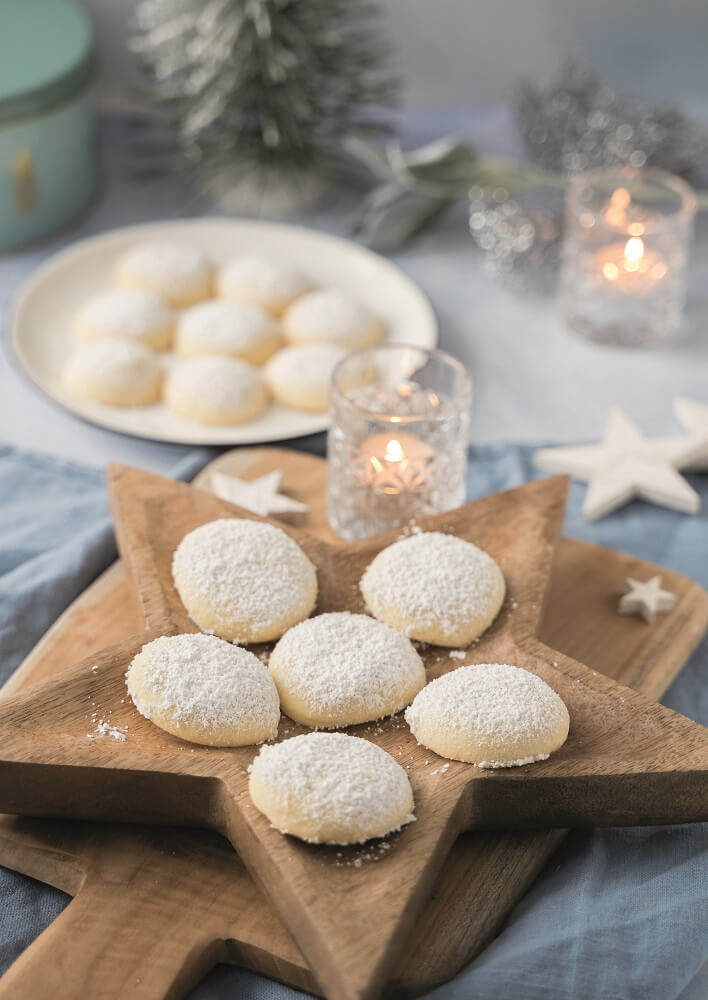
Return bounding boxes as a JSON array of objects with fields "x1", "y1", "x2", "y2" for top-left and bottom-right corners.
[
  {"x1": 534, "y1": 408, "x2": 700, "y2": 521},
  {"x1": 618, "y1": 576, "x2": 677, "y2": 624},
  {"x1": 210, "y1": 470, "x2": 308, "y2": 519}
]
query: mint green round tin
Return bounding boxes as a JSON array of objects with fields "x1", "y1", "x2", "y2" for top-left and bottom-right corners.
[{"x1": 0, "y1": 0, "x2": 97, "y2": 250}]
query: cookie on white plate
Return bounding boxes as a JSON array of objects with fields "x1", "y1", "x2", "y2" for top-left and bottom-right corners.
[
  {"x1": 73, "y1": 289, "x2": 173, "y2": 352},
  {"x1": 163, "y1": 356, "x2": 268, "y2": 426},
  {"x1": 115, "y1": 241, "x2": 212, "y2": 307},
  {"x1": 176, "y1": 300, "x2": 280, "y2": 365},
  {"x1": 64, "y1": 338, "x2": 162, "y2": 407},
  {"x1": 263, "y1": 343, "x2": 347, "y2": 411},
  {"x1": 217, "y1": 255, "x2": 312, "y2": 316},
  {"x1": 281, "y1": 289, "x2": 385, "y2": 350}
]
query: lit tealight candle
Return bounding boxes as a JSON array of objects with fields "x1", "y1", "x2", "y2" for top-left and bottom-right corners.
[
  {"x1": 356, "y1": 431, "x2": 435, "y2": 495},
  {"x1": 595, "y1": 236, "x2": 667, "y2": 295}
]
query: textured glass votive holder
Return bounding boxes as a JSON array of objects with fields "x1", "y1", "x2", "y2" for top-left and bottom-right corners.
[
  {"x1": 327, "y1": 345, "x2": 472, "y2": 540},
  {"x1": 558, "y1": 166, "x2": 696, "y2": 347}
]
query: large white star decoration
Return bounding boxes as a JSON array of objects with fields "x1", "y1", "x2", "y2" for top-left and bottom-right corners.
[
  {"x1": 618, "y1": 575, "x2": 677, "y2": 624},
  {"x1": 534, "y1": 408, "x2": 700, "y2": 521},
  {"x1": 209, "y1": 470, "x2": 308, "y2": 518},
  {"x1": 672, "y1": 397, "x2": 708, "y2": 471}
]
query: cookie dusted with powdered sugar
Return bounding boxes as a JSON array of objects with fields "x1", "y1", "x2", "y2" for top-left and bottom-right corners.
[
  {"x1": 360, "y1": 532, "x2": 505, "y2": 647},
  {"x1": 405, "y1": 663, "x2": 569, "y2": 767},
  {"x1": 115, "y1": 241, "x2": 212, "y2": 307},
  {"x1": 164, "y1": 356, "x2": 268, "y2": 425},
  {"x1": 64, "y1": 338, "x2": 162, "y2": 407},
  {"x1": 175, "y1": 300, "x2": 280, "y2": 365},
  {"x1": 217, "y1": 255, "x2": 312, "y2": 316},
  {"x1": 264, "y1": 343, "x2": 347, "y2": 411},
  {"x1": 73, "y1": 289, "x2": 174, "y2": 352},
  {"x1": 126, "y1": 633, "x2": 280, "y2": 747},
  {"x1": 249, "y1": 732, "x2": 415, "y2": 844},
  {"x1": 172, "y1": 518, "x2": 317, "y2": 643},
  {"x1": 269, "y1": 612, "x2": 426, "y2": 728},
  {"x1": 281, "y1": 289, "x2": 385, "y2": 350}
]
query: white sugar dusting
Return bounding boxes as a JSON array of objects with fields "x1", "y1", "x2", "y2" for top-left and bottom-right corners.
[
  {"x1": 172, "y1": 518, "x2": 316, "y2": 641},
  {"x1": 249, "y1": 732, "x2": 415, "y2": 844},
  {"x1": 88, "y1": 720, "x2": 128, "y2": 742},
  {"x1": 361, "y1": 532, "x2": 503, "y2": 637},
  {"x1": 126, "y1": 633, "x2": 279, "y2": 734},
  {"x1": 269, "y1": 612, "x2": 425, "y2": 724}
]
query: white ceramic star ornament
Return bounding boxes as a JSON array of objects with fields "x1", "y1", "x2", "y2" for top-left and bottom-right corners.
[
  {"x1": 672, "y1": 397, "x2": 708, "y2": 471},
  {"x1": 210, "y1": 470, "x2": 308, "y2": 519},
  {"x1": 618, "y1": 576, "x2": 677, "y2": 624},
  {"x1": 534, "y1": 408, "x2": 700, "y2": 521}
]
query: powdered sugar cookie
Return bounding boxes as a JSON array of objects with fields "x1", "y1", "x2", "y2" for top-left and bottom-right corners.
[
  {"x1": 360, "y1": 532, "x2": 505, "y2": 647},
  {"x1": 281, "y1": 289, "x2": 385, "y2": 350},
  {"x1": 115, "y1": 241, "x2": 212, "y2": 307},
  {"x1": 405, "y1": 663, "x2": 569, "y2": 767},
  {"x1": 172, "y1": 518, "x2": 317, "y2": 643},
  {"x1": 64, "y1": 338, "x2": 162, "y2": 407},
  {"x1": 269, "y1": 612, "x2": 425, "y2": 728},
  {"x1": 73, "y1": 289, "x2": 173, "y2": 351},
  {"x1": 217, "y1": 255, "x2": 312, "y2": 315},
  {"x1": 126, "y1": 633, "x2": 280, "y2": 747},
  {"x1": 249, "y1": 732, "x2": 415, "y2": 844},
  {"x1": 164, "y1": 356, "x2": 268, "y2": 425},
  {"x1": 176, "y1": 300, "x2": 280, "y2": 365},
  {"x1": 263, "y1": 343, "x2": 347, "y2": 412}
]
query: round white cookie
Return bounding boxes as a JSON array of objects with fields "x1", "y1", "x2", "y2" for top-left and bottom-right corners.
[
  {"x1": 64, "y1": 338, "x2": 162, "y2": 407},
  {"x1": 126, "y1": 633, "x2": 280, "y2": 747},
  {"x1": 263, "y1": 343, "x2": 347, "y2": 412},
  {"x1": 73, "y1": 289, "x2": 173, "y2": 351},
  {"x1": 175, "y1": 300, "x2": 280, "y2": 365},
  {"x1": 249, "y1": 732, "x2": 415, "y2": 844},
  {"x1": 269, "y1": 612, "x2": 426, "y2": 728},
  {"x1": 217, "y1": 255, "x2": 312, "y2": 315},
  {"x1": 281, "y1": 289, "x2": 385, "y2": 350},
  {"x1": 115, "y1": 241, "x2": 212, "y2": 307},
  {"x1": 405, "y1": 663, "x2": 569, "y2": 767},
  {"x1": 164, "y1": 356, "x2": 268, "y2": 425},
  {"x1": 360, "y1": 532, "x2": 505, "y2": 647},
  {"x1": 172, "y1": 518, "x2": 317, "y2": 643}
]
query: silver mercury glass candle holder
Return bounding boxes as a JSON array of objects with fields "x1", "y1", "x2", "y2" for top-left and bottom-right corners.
[
  {"x1": 558, "y1": 166, "x2": 696, "y2": 347},
  {"x1": 326, "y1": 345, "x2": 472, "y2": 541}
]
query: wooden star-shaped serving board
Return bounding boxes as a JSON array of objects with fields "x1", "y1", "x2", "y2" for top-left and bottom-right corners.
[{"x1": 0, "y1": 466, "x2": 705, "y2": 1000}]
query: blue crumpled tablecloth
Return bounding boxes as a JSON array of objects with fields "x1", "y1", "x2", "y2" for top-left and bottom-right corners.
[{"x1": 0, "y1": 442, "x2": 705, "y2": 1000}]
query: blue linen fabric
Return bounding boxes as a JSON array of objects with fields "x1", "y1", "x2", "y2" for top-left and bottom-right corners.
[{"x1": 0, "y1": 442, "x2": 706, "y2": 1000}]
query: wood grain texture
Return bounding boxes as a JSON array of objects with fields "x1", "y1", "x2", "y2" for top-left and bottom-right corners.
[{"x1": 0, "y1": 448, "x2": 706, "y2": 1000}]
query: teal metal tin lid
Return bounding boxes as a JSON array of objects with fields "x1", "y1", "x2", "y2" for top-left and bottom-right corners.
[{"x1": 0, "y1": 0, "x2": 95, "y2": 121}]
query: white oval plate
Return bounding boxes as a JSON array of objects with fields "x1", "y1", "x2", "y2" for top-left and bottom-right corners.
[{"x1": 11, "y1": 218, "x2": 437, "y2": 445}]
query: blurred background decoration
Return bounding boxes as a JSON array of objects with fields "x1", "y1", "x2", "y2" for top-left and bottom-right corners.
[{"x1": 128, "y1": 0, "x2": 399, "y2": 215}]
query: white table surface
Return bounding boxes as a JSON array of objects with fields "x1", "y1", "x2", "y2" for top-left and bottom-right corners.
[{"x1": 2, "y1": 111, "x2": 707, "y2": 476}]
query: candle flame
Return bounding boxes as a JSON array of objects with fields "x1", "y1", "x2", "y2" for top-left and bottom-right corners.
[
  {"x1": 624, "y1": 237, "x2": 644, "y2": 263},
  {"x1": 384, "y1": 438, "x2": 404, "y2": 462}
]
